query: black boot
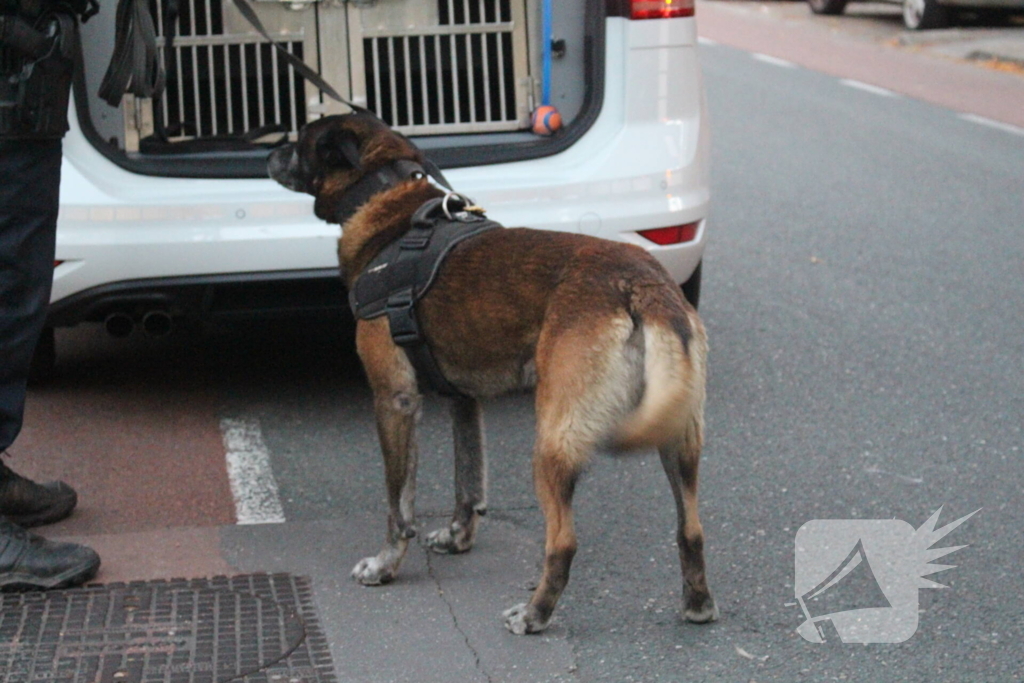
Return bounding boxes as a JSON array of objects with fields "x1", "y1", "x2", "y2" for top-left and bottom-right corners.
[
  {"x1": 0, "y1": 459, "x2": 78, "y2": 527},
  {"x1": 0, "y1": 520, "x2": 100, "y2": 591}
]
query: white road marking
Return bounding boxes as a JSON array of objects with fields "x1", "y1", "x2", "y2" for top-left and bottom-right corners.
[
  {"x1": 839, "y1": 79, "x2": 897, "y2": 98},
  {"x1": 697, "y1": 36, "x2": 718, "y2": 46},
  {"x1": 958, "y1": 113, "x2": 1024, "y2": 137},
  {"x1": 752, "y1": 53, "x2": 796, "y2": 68},
  {"x1": 864, "y1": 465, "x2": 924, "y2": 485},
  {"x1": 220, "y1": 417, "x2": 286, "y2": 524}
]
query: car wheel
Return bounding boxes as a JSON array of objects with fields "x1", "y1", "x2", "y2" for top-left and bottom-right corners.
[
  {"x1": 808, "y1": 0, "x2": 849, "y2": 15},
  {"x1": 681, "y1": 260, "x2": 702, "y2": 310},
  {"x1": 903, "y1": 0, "x2": 949, "y2": 29}
]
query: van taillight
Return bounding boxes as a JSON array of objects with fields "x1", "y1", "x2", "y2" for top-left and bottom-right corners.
[
  {"x1": 638, "y1": 222, "x2": 699, "y2": 245},
  {"x1": 54, "y1": 261, "x2": 63, "y2": 267},
  {"x1": 630, "y1": 0, "x2": 695, "y2": 19}
]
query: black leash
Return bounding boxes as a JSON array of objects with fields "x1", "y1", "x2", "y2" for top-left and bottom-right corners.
[
  {"x1": 97, "y1": 0, "x2": 163, "y2": 106},
  {"x1": 95, "y1": 0, "x2": 453, "y2": 189},
  {"x1": 228, "y1": 0, "x2": 350, "y2": 107},
  {"x1": 226, "y1": 0, "x2": 456, "y2": 191},
  {"x1": 96, "y1": 0, "x2": 352, "y2": 113}
]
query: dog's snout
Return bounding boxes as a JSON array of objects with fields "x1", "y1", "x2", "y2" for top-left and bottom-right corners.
[{"x1": 267, "y1": 144, "x2": 307, "y2": 193}]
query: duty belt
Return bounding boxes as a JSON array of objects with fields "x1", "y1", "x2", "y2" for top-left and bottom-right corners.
[{"x1": 349, "y1": 194, "x2": 502, "y2": 397}]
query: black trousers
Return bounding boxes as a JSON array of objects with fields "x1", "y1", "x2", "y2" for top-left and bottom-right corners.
[{"x1": 0, "y1": 139, "x2": 62, "y2": 452}]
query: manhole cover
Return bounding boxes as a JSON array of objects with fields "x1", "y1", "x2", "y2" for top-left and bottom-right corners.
[{"x1": 0, "y1": 573, "x2": 336, "y2": 683}]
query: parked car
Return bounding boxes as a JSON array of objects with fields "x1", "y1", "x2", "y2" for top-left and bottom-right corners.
[
  {"x1": 809, "y1": 0, "x2": 1024, "y2": 30},
  {"x1": 43, "y1": 0, "x2": 709, "y2": 371}
]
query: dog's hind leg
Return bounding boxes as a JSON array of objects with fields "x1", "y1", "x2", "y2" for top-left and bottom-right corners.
[
  {"x1": 503, "y1": 433, "x2": 584, "y2": 635},
  {"x1": 658, "y1": 426, "x2": 718, "y2": 623},
  {"x1": 427, "y1": 396, "x2": 487, "y2": 554},
  {"x1": 352, "y1": 319, "x2": 422, "y2": 585},
  {"x1": 651, "y1": 319, "x2": 717, "y2": 623},
  {"x1": 503, "y1": 315, "x2": 634, "y2": 634}
]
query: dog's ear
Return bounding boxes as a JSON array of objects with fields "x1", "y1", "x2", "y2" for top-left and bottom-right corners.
[{"x1": 316, "y1": 128, "x2": 363, "y2": 171}]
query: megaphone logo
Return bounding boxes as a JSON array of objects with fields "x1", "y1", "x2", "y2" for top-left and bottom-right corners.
[{"x1": 794, "y1": 507, "x2": 979, "y2": 644}]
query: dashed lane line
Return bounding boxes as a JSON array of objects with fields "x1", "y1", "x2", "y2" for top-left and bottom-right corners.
[
  {"x1": 708, "y1": 41, "x2": 1023, "y2": 135},
  {"x1": 839, "y1": 79, "x2": 898, "y2": 98},
  {"x1": 751, "y1": 52, "x2": 796, "y2": 68},
  {"x1": 220, "y1": 417, "x2": 286, "y2": 525},
  {"x1": 958, "y1": 113, "x2": 1024, "y2": 137}
]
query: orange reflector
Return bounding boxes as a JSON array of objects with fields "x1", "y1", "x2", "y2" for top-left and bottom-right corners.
[
  {"x1": 631, "y1": 0, "x2": 695, "y2": 19},
  {"x1": 637, "y1": 222, "x2": 699, "y2": 245}
]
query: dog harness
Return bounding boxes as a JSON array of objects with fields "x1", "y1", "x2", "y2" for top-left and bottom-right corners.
[{"x1": 349, "y1": 193, "x2": 502, "y2": 396}]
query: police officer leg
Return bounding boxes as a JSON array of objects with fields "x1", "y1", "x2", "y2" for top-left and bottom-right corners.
[{"x1": 0, "y1": 140, "x2": 100, "y2": 589}]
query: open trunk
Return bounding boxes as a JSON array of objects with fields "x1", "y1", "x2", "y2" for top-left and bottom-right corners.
[{"x1": 75, "y1": 0, "x2": 603, "y2": 177}]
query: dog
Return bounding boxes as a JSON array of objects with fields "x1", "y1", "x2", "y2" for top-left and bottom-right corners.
[{"x1": 268, "y1": 112, "x2": 717, "y2": 635}]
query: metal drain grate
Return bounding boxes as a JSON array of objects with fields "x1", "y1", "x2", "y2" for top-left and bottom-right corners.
[{"x1": 0, "y1": 574, "x2": 336, "y2": 683}]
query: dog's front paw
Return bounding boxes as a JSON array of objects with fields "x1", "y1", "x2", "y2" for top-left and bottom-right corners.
[
  {"x1": 351, "y1": 556, "x2": 395, "y2": 586},
  {"x1": 683, "y1": 593, "x2": 719, "y2": 624},
  {"x1": 425, "y1": 526, "x2": 472, "y2": 554},
  {"x1": 502, "y1": 603, "x2": 549, "y2": 635}
]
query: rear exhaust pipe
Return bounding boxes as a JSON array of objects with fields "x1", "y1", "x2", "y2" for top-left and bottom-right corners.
[
  {"x1": 104, "y1": 312, "x2": 135, "y2": 338},
  {"x1": 142, "y1": 311, "x2": 173, "y2": 338}
]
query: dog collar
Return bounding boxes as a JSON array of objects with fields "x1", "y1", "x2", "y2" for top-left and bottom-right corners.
[{"x1": 331, "y1": 159, "x2": 430, "y2": 226}]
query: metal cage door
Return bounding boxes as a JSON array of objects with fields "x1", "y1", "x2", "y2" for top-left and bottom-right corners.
[
  {"x1": 126, "y1": 0, "x2": 327, "y2": 149},
  {"x1": 343, "y1": 0, "x2": 531, "y2": 135}
]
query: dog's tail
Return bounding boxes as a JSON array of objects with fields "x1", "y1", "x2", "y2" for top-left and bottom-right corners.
[{"x1": 611, "y1": 303, "x2": 706, "y2": 452}]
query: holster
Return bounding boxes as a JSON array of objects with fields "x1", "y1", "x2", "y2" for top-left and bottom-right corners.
[{"x1": 0, "y1": 11, "x2": 76, "y2": 139}]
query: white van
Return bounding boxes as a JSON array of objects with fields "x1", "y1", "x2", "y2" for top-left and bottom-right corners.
[{"x1": 48, "y1": 0, "x2": 709, "y2": 349}]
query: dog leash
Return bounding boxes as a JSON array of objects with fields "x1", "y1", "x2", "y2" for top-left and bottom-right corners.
[
  {"x1": 226, "y1": 0, "x2": 455, "y2": 189},
  {"x1": 98, "y1": 0, "x2": 164, "y2": 105},
  {"x1": 228, "y1": 0, "x2": 349, "y2": 107},
  {"x1": 96, "y1": 0, "x2": 454, "y2": 188}
]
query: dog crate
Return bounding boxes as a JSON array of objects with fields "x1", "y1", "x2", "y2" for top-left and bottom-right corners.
[
  {"x1": 347, "y1": 0, "x2": 532, "y2": 135},
  {"x1": 123, "y1": 0, "x2": 316, "y2": 150},
  {"x1": 125, "y1": 0, "x2": 532, "y2": 151}
]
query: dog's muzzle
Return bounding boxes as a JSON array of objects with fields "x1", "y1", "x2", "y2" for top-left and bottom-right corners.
[{"x1": 267, "y1": 144, "x2": 309, "y2": 193}]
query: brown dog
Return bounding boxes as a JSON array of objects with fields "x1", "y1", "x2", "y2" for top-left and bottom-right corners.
[{"x1": 268, "y1": 113, "x2": 717, "y2": 635}]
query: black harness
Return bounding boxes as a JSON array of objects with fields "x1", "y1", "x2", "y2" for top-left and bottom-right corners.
[{"x1": 349, "y1": 193, "x2": 502, "y2": 396}]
